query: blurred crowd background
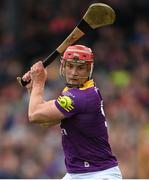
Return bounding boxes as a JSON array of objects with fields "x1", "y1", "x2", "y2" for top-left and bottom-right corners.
[{"x1": 0, "y1": 0, "x2": 148, "y2": 179}]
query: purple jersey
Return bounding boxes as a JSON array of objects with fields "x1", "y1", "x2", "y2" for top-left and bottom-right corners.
[{"x1": 55, "y1": 79, "x2": 118, "y2": 173}]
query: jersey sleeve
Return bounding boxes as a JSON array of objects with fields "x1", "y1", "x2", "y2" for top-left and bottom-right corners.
[{"x1": 55, "y1": 89, "x2": 86, "y2": 118}]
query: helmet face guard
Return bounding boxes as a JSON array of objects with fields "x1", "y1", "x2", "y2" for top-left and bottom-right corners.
[{"x1": 60, "y1": 45, "x2": 94, "y2": 87}]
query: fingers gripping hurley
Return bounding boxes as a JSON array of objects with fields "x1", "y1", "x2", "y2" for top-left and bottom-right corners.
[{"x1": 17, "y1": 3, "x2": 115, "y2": 87}]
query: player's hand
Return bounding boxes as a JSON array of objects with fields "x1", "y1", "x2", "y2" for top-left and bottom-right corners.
[
  {"x1": 22, "y1": 71, "x2": 32, "y2": 91},
  {"x1": 30, "y1": 61, "x2": 47, "y2": 85}
]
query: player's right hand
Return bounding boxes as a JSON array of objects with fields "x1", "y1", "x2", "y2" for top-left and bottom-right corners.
[{"x1": 30, "y1": 61, "x2": 47, "y2": 84}]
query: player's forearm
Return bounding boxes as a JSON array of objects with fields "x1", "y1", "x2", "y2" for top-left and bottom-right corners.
[
  {"x1": 28, "y1": 82, "x2": 45, "y2": 122},
  {"x1": 27, "y1": 87, "x2": 32, "y2": 95}
]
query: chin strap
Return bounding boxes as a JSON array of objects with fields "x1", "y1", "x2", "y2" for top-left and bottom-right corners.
[
  {"x1": 65, "y1": 77, "x2": 90, "y2": 88},
  {"x1": 65, "y1": 83, "x2": 83, "y2": 88}
]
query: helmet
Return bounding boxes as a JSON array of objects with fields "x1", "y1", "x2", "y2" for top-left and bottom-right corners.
[
  {"x1": 60, "y1": 45, "x2": 94, "y2": 79},
  {"x1": 62, "y1": 45, "x2": 94, "y2": 64}
]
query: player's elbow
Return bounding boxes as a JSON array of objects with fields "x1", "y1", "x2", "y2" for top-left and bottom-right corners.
[
  {"x1": 28, "y1": 113, "x2": 37, "y2": 123},
  {"x1": 28, "y1": 112, "x2": 42, "y2": 124}
]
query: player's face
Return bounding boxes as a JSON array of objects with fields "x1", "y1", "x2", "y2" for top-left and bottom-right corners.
[{"x1": 64, "y1": 60, "x2": 90, "y2": 87}]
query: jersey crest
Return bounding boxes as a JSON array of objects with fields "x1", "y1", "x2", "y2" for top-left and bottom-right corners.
[{"x1": 57, "y1": 96, "x2": 74, "y2": 112}]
